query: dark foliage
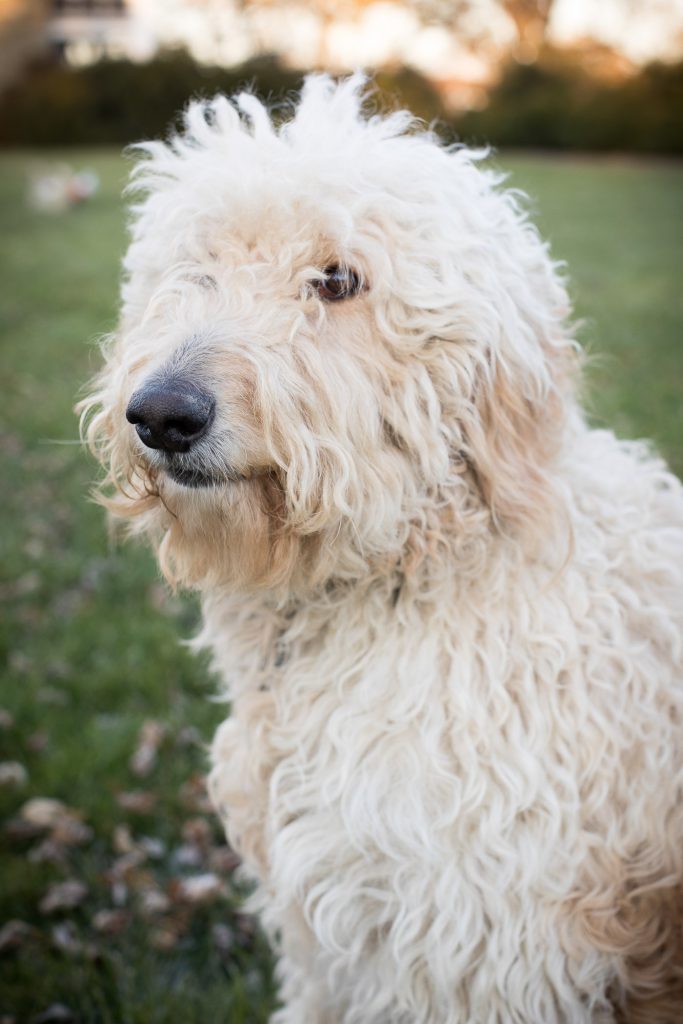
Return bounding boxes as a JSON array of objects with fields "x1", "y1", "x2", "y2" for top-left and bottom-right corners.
[
  {"x1": 454, "y1": 49, "x2": 683, "y2": 154},
  {"x1": 1, "y1": 47, "x2": 681, "y2": 152},
  {"x1": 0, "y1": 51, "x2": 305, "y2": 146}
]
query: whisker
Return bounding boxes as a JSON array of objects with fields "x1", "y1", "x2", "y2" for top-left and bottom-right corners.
[{"x1": 39, "y1": 438, "x2": 88, "y2": 446}]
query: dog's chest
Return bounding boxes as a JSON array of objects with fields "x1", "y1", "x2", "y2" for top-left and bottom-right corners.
[{"x1": 209, "y1": 599, "x2": 567, "y2": 909}]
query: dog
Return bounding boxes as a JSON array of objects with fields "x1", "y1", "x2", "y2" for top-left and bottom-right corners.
[{"x1": 81, "y1": 75, "x2": 683, "y2": 1023}]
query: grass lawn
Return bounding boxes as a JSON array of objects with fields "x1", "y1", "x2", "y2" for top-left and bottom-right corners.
[{"x1": 1, "y1": 148, "x2": 682, "y2": 1023}]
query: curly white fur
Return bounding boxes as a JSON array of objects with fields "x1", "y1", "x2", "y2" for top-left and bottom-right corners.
[{"x1": 81, "y1": 75, "x2": 683, "y2": 1023}]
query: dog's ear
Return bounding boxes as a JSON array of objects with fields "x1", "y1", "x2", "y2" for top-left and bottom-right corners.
[
  {"x1": 459, "y1": 344, "x2": 573, "y2": 537},
  {"x1": 443, "y1": 250, "x2": 579, "y2": 543}
]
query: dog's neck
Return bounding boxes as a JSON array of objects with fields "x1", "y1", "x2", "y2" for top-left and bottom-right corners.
[{"x1": 196, "y1": 522, "x2": 537, "y2": 706}]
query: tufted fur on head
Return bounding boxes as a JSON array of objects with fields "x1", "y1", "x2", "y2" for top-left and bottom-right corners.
[
  {"x1": 80, "y1": 73, "x2": 577, "y2": 594},
  {"x1": 80, "y1": 75, "x2": 683, "y2": 1024}
]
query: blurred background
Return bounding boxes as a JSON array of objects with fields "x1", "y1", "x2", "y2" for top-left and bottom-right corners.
[
  {"x1": 1, "y1": 3, "x2": 682, "y2": 1023},
  {"x1": 1, "y1": 0, "x2": 682, "y2": 149}
]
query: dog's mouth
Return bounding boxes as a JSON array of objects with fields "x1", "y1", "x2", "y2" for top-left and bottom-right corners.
[
  {"x1": 165, "y1": 463, "x2": 224, "y2": 488},
  {"x1": 146, "y1": 453, "x2": 250, "y2": 490}
]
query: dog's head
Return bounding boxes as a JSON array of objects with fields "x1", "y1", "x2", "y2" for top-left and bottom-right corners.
[{"x1": 81, "y1": 75, "x2": 577, "y2": 592}]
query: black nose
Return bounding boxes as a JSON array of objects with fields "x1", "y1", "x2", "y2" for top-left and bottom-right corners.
[{"x1": 126, "y1": 378, "x2": 215, "y2": 453}]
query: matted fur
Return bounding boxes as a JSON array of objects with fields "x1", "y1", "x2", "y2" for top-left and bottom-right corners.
[{"x1": 80, "y1": 76, "x2": 683, "y2": 1022}]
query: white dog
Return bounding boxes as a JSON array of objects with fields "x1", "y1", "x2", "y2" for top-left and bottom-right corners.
[{"x1": 81, "y1": 76, "x2": 683, "y2": 1023}]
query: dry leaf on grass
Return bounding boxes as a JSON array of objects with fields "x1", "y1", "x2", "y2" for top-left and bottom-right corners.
[
  {"x1": 116, "y1": 790, "x2": 157, "y2": 814},
  {"x1": 0, "y1": 920, "x2": 38, "y2": 955},
  {"x1": 149, "y1": 925, "x2": 181, "y2": 951},
  {"x1": 181, "y1": 817, "x2": 212, "y2": 850},
  {"x1": 179, "y1": 773, "x2": 213, "y2": 813},
  {"x1": 91, "y1": 909, "x2": 130, "y2": 935},
  {"x1": 235, "y1": 913, "x2": 257, "y2": 942},
  {"x1": 52, "y1": 818, "x2": 93, "y2": 846},
  {"x1": 110, "y1": 880, "x2": 128, "y2": 907},
  {"x1": 171, "y1": 842, "x2": 204, "y2": 869},
  {"x1": 28, "y1": 839, "x2": 69, "y2": 866},
  {"x1": 108, "y1": 855, "x2": 152, "y2": 891},
  {"x1": 26, "y1": 731, "x2": 49, "y2": 753},
  {"x1": 138, "y1": 887, "x2": 172, "y2": 917},
  {"x1": 4, "y1": 818, "x2": 44, "y2": 843},
  {"x1": 20, "y1": 798, "x2": 67, "y2": 828},
  {"x1": 20, "y1": 798, "x2": 80, "y2": 831},
  {"x1": 112, "y1": 824, "x2": 164, "y2": 861},
  {"x1": 112, "y1": 824, "x2": 136, "y2": 855},
  {"x1": 209, "y1": 846, "x2": 241, "y2": 875},
  {"x1": 19, "y1": 799, "x2": 93, "y2": 860},
  {"x1": 172, "y1": 873, "x2": 225, "y2": 904},
  {"x1": 0, "y1": 709, "x2": 14, "y2": 729},
  {"x1": 0, "y1": 762, "x2": 28, "y2": 787},
  {"x1": 129, "y1": 720, "x2": 166, "y2": 777},
  {"x1": 175, "y1": 725, "x2": 202, "y2": 748},
  {"x1": 212, "y1": 922, "x2": 235, "y2": 955},
  {"x1": 39, "y1": 880, "x2": 88, "y2": 914},
  {"x1": 51, "y1": 922, "x2": 98, "y2": 960},
  {"x1": 138, "y1": 836, "x2": 166, "y2": 859}
]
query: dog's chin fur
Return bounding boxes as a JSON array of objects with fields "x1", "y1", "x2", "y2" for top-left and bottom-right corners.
[{"x1": 80, "y1": 75, "x2": 683, "y2": 1023}]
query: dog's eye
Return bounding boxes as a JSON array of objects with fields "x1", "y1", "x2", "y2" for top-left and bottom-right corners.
[
  {"x1": 197, "y1": 274, "x2": 216, "y2": 290},
  {"x1": 312, "y1": 265, "x2": 363, "y2": 302}
]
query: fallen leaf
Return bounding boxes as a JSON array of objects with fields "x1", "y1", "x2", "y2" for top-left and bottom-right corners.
[
  {"x1": 175, "y1": 725, "x2": 202, "y2": 748},
  {"x1": 110, "y1": 850, "x2": 147, "y2": 879},
  {"x1": 116, "y1": 790, "x2": 157, "y2": 814},
  {"x1": 13, "y1": 573, "x2": 40, "y2": 597},
  {"x1": 0, "y1": 762, "x2": 28, "y2": 787},
  {"x1": 236, "y1": 913, "x2": 257, "y2": 942},
  {"x1": 4, "y1": 817, "x2": 44, "y2": 843},
  {"x1": 181, "y1": 817, "x2": 212, "y2": 850},
  {"x1": 180, "y1": 774, "x2": 213, "y2": 813},
  {"x1": 51, "y1": 923, "x2": 89, "y2": 957},
  {"x1": 26, "y1": 731, "x2": 49, "y2": 754},
  {"x1": 174, "y1": 873, "x2": 225, "y2": 904},
  {"x1": 112, "y1": 824, "x2": 135, "y2": 855},
  {"x1": 129, "y1": 720, "x2": 166, "y2": 777},
  {"x1": 110, "y1": 880, "x2": 128, "y2": 907},
  {"x1": 149, "y1": 925, "x2": 181, "y2": 950},
  {"x1": 20, "y1": 798, "x2": 72, "y2": 829},
  {"x1": 51, "y1": 817, "x2": 93, "y2": 847},
  {"x1": 209, "y1": 846, "x2": 242, "y2": 875},
  {"x1": 19, "y1": 798, "x2": 92, "y2": 851},
  {"x1": 91, "y1": 909, "x2": 129, "y2": 935},
  {"x1": 39, "y1": 880, "x2": 88, "y2": 914},
  {"x1": 212, "y1": 922, "x2": 235, "y2": 955},
  {"x1": 139, "y1": 887, "x2": 171, "y2": 917},
  {"x1": 0, "y1": 920, "x2": 37, "y2": 955},
  {"x1": 138, "y1": 836, "x2": 165, "y2": 859},
  {"x1": 28, "y1": 839, "x2": 69, "y2": 866},
  {"x1": 171, "y1": 843, "x2": 203, "y2": 869}
]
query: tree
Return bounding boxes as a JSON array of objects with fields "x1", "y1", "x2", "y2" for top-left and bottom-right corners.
[{"x1": 499, "y1": 1, "x2": 554, "y2": 61}]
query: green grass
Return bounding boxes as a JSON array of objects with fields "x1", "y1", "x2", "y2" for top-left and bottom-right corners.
[
  {"x1": 0, "y1": 149, "x2": 681, "y2": 1022},
  {"x1": 502, "y1": 153, "x2": 683, "y2": 466}
]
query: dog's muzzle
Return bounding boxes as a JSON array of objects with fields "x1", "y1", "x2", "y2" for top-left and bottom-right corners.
[{"x1": 126, "y1": 377, "x2": 215, "y2": 455}]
